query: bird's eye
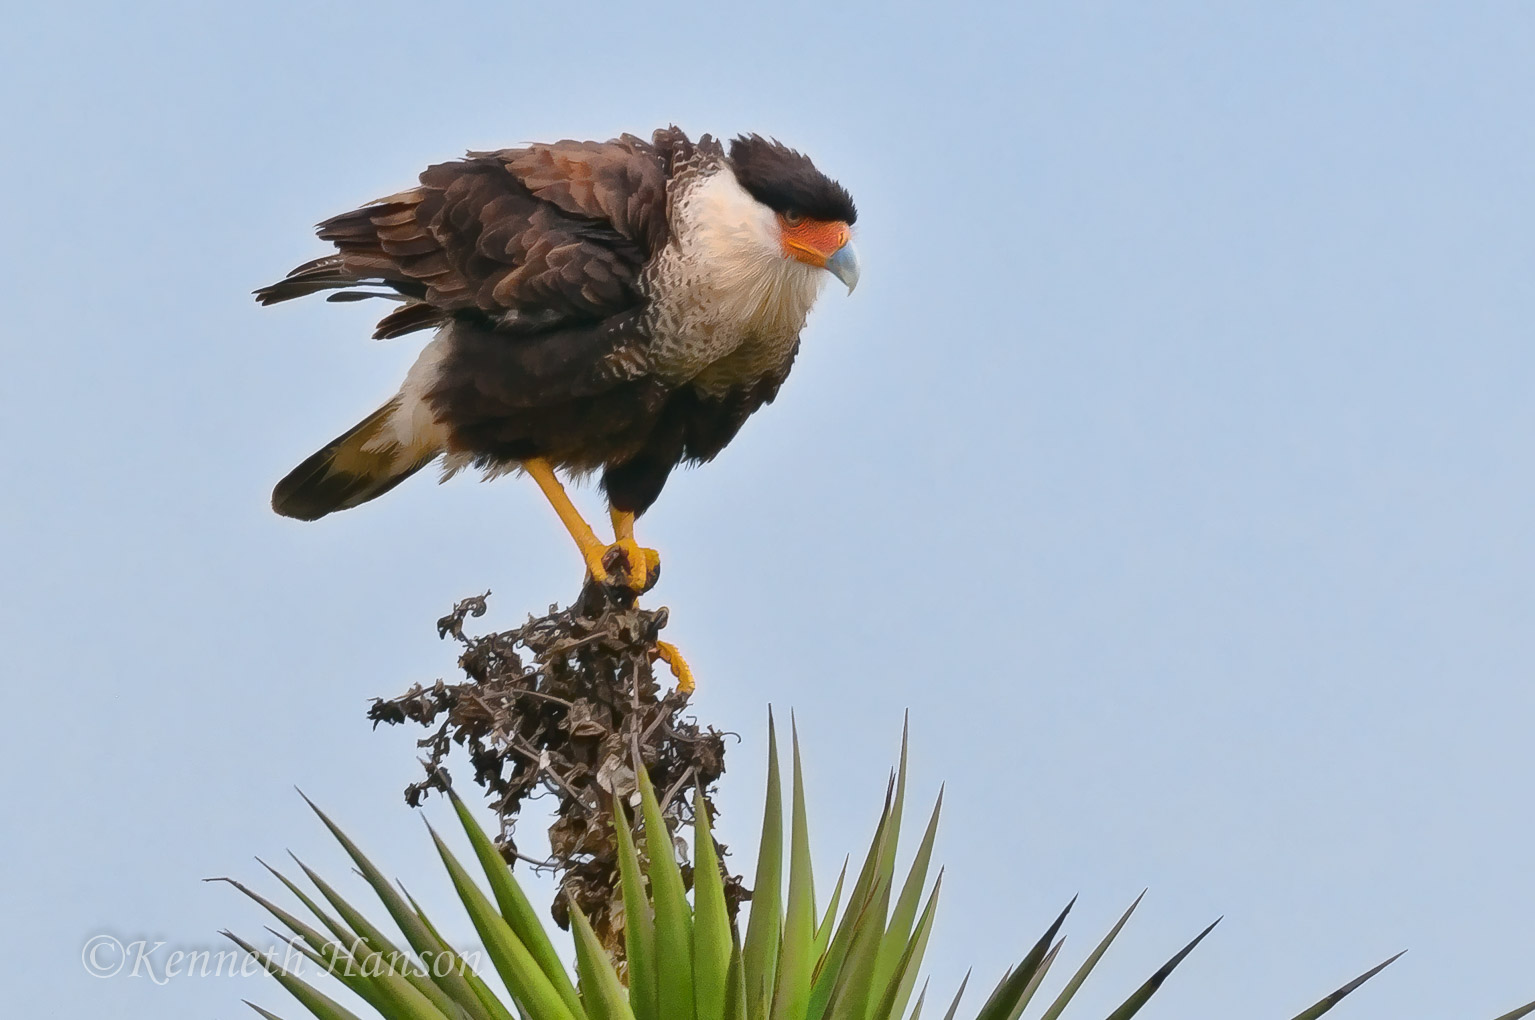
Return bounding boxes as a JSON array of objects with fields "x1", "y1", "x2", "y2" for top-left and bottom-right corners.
[{"x1": 782, "y1": 210, "x2": 804, "y2": 227}]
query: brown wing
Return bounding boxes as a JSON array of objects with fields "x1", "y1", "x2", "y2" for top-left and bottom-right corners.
[{"x1": 254, "y1": 134, "x2": 670, "y2": 341}]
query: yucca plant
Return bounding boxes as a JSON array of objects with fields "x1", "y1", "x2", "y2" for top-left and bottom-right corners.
[{"x1": 218, "y1": 717, "x2": 1456, "y2": 1020}]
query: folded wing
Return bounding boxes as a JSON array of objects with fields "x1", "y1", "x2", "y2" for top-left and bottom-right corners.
[{"x1": 255, "y1": 135, "x2": 670, "y2": 340}]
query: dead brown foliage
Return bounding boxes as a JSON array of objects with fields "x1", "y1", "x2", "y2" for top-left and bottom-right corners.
[{"x1": 368, "y1": 583, "x2": 746, "y2": 957}]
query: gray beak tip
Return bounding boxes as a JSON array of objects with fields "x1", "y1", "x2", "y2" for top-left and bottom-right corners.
[{"x1": 825, "y1": 242, "x2": 861, "y2": 294}]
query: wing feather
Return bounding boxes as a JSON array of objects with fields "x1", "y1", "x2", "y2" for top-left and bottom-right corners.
[{"x1": 254, "y1": 135, "x2": 670, "y2": 343}]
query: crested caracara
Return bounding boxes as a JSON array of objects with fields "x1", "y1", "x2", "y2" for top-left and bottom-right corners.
[{"x1": 258, "y1": 128, "x2": 859, "y2": 611}]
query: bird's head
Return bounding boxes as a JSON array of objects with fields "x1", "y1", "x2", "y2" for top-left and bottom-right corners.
[{"x1": 727, "y1": 134, "x2": 860, "y2": 293}]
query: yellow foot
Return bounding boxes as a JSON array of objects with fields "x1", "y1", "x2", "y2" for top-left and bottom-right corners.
[
  {"x1": 611, "y1": 537, "x2": 661, "y2": 592},
  {"x1": 584, "y1": 539, "x2": 660, "y2": 594},
  {"x1": 601, "y1": 508, "x2": 660, "y2": 594},
  {"x1": 652, "y1": 640, "x2": 695, "y2": 696},
  {"x1": 522, "y1": 459, "x2": 661, "y2": 595}
]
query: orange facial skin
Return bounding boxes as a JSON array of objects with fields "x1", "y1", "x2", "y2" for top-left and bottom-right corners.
[{"x1": 779, "y1": 215, "x2": 852, "y2": 267}]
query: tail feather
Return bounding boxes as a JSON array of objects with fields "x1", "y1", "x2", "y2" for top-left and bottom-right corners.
[{"x1": 273, "y1": 399, "x2": 440, "y2": 520}]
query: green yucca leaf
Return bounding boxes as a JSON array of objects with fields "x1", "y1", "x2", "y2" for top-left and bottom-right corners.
[
  {"x1": 298, "y1": 792, "x2": 489, "y2": 1011},
  {"x1": 399, "y1": 887, "x2": 518, "y2": 1020},
  {"x1": 613, "y1": 800, "x2": 659, "y2": 1020},
  {"x1": 258, "y1": 860, "x2": 367, "y2": 953},
  {"x1": 1287, "y1": 952, "x2": 1404, "y2": 1020},
  {"x1": 1102, "y1": 917, "x2": 1219, "y2": 1020},
  {"x1": 877, "y1": 722, "x2": 912, "y2": 901},
  {"x1": 220, "y1": 875, "x2": 354, "y2": 969},
  {"x1": 822, "y1": 874, "x2": 893, "y2": 1020},
  {"x1": 225, "y1": 727, "x2": 1458, "y2": 1020},
  {"x1": 694, "y1": 788, "x2": 734, "y2": 1020},
  {"x1": 259, "y1": 930, "x2": 364, "y2": 1010},
  {"x1": 773, "y1": 723, "x2": 819, "y2": 1020},
  {"x1": 268, "y1": 858, "x2": 472, "y2": 1020},
  {"x1": 1011, "y1": 940, "x2": 1063, "y2": 1020},
  {"x1": 1037, "y1": 891, "x2": 1145, "y2": 1020},
  {"x1": 808, "y1": 779, "x2": 897, "y2": 1020},
  {"x1": 569, "y1": 904, "x2": 636, "y2": 1020},
  {"x1": 1492, "y1": 999, "x2": 1535, "y2": 1020},
  {"x1": 219, "y1": 876, "x2": 400, "y2": 1016},
  {"x1": 905, "y1": 981, "x2": 927, "y2": 1020},
  {"x1": 426, "y1": 824, "x2": 580, "y2": 1020},
  {"x1": 743, "y1": 715, "x2": 785, "y2": 1020},
  {"x1": 264, "y1": 932, "x2": 328, "y2": 975},
  {"x1": 847, "y1": 719, "x2": 910, "y2": 1015},
  {"x1": 974, "y1": 900, "x2": 1074, "y2": 1020},
  {"x1": 224, "y1": 929, "x2": 368, "y2": 1020},
  {"x1": 870, "y1": 873, "x2": 942, "y2": 1020},
  {"x1": 726, "y1": 932, "x2": 751, "y2": 1020},
  {"x1": 276, "y1": 862, "x2": 421, "y2": 982},
  {"x1": 870, "y1": 793, "x2": 944, "y2": 1020},
  {"x1": 636, "y1": 765, "x2": 696, "y2": 1020},
  {"x1": 327, "y1": 932, "x2": 465, "y2": 1018},
  {"x1": 940, "y1": 972, "x2": 971, "y2": 1020},
  {"x1": 447, "y1": 788, "x2": 585, "y2": 1018},
  {"x1": 814, "y1": 862, "x2": 849, "y2": 963},
  {"x1": 246, "y1": 999, "x2": 292, "y2": 1020},
  {"x1": 254, "y1": 873, "x2": 449, "y2": 1020}
]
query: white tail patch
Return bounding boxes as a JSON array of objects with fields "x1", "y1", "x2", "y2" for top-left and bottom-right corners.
[{"x1": 364, "y1": 332, "x2": 451, "y2": 462}]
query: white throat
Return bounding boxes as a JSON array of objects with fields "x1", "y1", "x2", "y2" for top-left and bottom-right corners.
[{"x1": 645, "y1": 166, "x2": 825, "y2": 386}]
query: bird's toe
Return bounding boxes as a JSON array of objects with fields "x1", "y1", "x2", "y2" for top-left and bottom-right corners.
[
  {"x1": 597, "y1": 540, "x2": 660, "y2": 595},
  {"x1": 652, "y1": 640, "x2": 694, "y2": 696}
]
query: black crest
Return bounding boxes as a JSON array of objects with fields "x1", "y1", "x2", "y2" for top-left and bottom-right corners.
[{"x1": 728, "y1": 134, "x2": 857, "y2": 224}]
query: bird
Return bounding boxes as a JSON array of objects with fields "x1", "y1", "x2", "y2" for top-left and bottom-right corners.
[{"x1": 256, "y1": 128, "x2": 859, "y2": 647}]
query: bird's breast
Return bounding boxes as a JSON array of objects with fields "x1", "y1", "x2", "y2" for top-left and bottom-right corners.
[{"x1": 643, "y1": 239, "x2": 822, "y2": 394}]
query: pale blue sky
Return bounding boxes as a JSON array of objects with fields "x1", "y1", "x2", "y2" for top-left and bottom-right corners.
[{"x1": 4, "y1": 2, "x2": 1534, "y2": 1017}]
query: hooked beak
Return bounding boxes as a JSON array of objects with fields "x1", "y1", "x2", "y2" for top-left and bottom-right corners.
[
  {"x1": 780, "y1": 215, "x2": 861, "y2": 294},
  {"x1": 824, "y1": 241, "x2": 861, "y2": 294}
]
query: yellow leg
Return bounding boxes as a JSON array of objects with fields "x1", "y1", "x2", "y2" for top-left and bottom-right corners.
[
  {"x1": 523, "y1": 458, "x2": 619, "y2": 585},
  {"x1": 612, "y1": 507, "x2": 683, "y2": 690},
  {"x1": 653, "y1": 640, "x2": 695, "y2": 695},
  {"x1": 610, "y1": 508, "x2": 661, "y2": 592},
  {"x1": 523, "y1": 459, "x2": 658, "y2": 592}
]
